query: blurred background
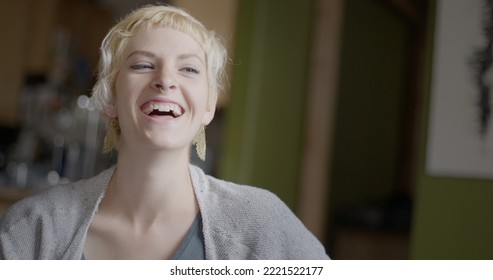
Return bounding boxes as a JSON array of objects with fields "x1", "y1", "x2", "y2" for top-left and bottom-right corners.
[{"x1": 0, "y1": 0, "x2": 492, "y2": 260}]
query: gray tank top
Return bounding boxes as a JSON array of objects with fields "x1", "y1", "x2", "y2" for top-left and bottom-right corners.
[
  {"x1": 171, "y1": 213, "x2": 205, "y2": 260},
  {"x1": 81, "y1": 213, "x2": 205, "y2": 260}
]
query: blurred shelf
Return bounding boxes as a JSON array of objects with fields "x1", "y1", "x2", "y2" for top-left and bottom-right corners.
[{"x1": 0, "y1": 187, "x2": 38, "y2": 203}]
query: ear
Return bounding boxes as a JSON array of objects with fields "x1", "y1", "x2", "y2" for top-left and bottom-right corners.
[
  {"x1": 202, "y1": 92, "x2": 217, "y2": 125},
  {"x1": 202, "y1": 106, "x2": 216, "y2": 126},
  {"x1": 104, "y1": 103, "x2": 118, "y2": 118}
]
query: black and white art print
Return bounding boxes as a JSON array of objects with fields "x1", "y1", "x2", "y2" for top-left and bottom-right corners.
[{"x1": 426, "y1": 0, "x2": 493, "y2": 178}]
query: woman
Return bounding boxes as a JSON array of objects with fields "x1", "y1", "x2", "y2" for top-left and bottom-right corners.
[{"x1": 0, "y1": 5, "x2": 329, "y2": 260}]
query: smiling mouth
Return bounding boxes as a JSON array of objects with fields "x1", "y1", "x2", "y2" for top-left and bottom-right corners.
[{"x1": 141, "y1": 102, "x2": 184, "y2": 118}]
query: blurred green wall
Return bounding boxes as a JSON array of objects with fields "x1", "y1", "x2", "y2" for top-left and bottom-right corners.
[
  {"x1": 329, "y1": 0, "x2": 410, "y2": 212},
  {"x1": 219, "y1": 0, "x2": 313, "y2": 210},
  {"x1": 218, "y1": 0, "x2": 493, "y2": 259},
  {"x1": 410, "y1": 0, "x2": 493, "y2": 259}
]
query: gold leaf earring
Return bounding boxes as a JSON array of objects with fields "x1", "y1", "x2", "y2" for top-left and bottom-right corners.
[
  {"x1": 193, "y1": 125, "x2": 206, "y2": 161},
  {"x1": 103, "y1": 118, "x2": 120, "y2": 154}
]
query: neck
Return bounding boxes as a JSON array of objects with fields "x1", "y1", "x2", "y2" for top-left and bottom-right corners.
[{"x1": 102, "y1": 145, "x2": 197, "y2": 224}]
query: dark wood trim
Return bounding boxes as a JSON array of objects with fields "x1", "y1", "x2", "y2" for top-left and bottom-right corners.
[{"x1": 298, "y1": 0, "x2": 344, "y2": 241}]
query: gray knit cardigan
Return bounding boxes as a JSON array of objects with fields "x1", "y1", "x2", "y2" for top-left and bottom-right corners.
[{"x1": 0, "y1": 165, "x2": 329, "y2": 260}]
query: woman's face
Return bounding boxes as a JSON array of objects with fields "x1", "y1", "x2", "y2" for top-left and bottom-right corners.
[{"x1": 109, "y1": 26, "x2": 215, "y2": 153}]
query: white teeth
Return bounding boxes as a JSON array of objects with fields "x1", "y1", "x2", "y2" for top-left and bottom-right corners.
[
  {"x1": 142, "y1": 102, "x2": 183, "y2": 117},
  {"x1": 172, "y1": 105, "x2": 183, "y2": 117}
]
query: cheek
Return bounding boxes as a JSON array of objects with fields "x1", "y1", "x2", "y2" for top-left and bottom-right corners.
[
  {"x1": 114, "y1": 76, "x2": 134, "y2": 115},
  {"x1": 115, "y1": 73, "x2": 141, "y2": 102},
  {"x1": 197, "y1": 79, "x2": 212, "y2": 105},
  {"x1": 196, "y1": 93, "x2": 211, "y2": 114},
  {"x1": 114, "y1": 72, "x2": 127, "y2": 96}
]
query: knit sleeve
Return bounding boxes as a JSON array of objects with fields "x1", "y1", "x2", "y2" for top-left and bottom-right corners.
[
  {"x1": 0, "y1": 184, "x2": 93, "y2": 259},
  {"x1": 202, "y1": 174, "x2": 330, "y2": 260},
  {"x1": 0, "y1": 196, "x2": 46, "y2": 259},
  {"x1": 247, "y1": 189, "x2": 330, "y2": 260}
]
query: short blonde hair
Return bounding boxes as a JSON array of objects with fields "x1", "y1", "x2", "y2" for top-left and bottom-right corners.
[{"x1": 91, "y1": 4, "x2": 228, "y2": 111}]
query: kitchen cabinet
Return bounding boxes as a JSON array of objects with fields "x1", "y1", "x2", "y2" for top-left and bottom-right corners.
[{"x1": 0, "y1": 0, "x2": 113, "y2": 127}]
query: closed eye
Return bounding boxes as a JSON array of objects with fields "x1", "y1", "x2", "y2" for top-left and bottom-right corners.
[
  {"x1": 130, "y1": 64, "x2": 154, "y2": 70},
  {"x1": 182, "y1": 67, "x2": 200, "y2": 74}
]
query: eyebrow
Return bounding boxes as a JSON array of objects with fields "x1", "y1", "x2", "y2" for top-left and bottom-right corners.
[
  {"x1": 126, "y1": 50, "x2": 205, "y2": 65},
  {"x1": 126, "y1": 50, "x2": 155, "y2": 60},
  {"x1": 177, "y1": 53, "x2": 205, "y2": 65}
]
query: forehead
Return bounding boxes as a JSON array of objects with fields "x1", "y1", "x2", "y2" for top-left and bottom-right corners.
[{"x1": 123, "y1": 26, "x2": 205, "y2": 59}]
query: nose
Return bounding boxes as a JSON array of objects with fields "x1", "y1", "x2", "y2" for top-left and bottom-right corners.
[{"x1": 153, "y1": 68, "x2": 176, "y2": 94}]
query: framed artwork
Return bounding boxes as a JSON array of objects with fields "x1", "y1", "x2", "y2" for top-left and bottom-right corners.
[{"x1": 426, "y1": 0, "x2": 493, "y2": 178}]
